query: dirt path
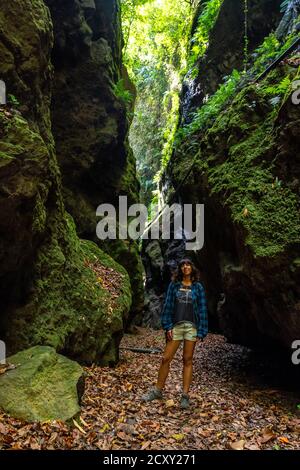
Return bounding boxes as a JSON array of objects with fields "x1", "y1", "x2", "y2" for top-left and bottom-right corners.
[{"x1": 0, "y1": 328, "x2": 299, "y2": 450}]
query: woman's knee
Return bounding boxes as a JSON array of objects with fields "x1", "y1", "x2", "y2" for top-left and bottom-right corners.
[
  {"x1": 161, "y1": 355, "x2": 172, "y2": 366},
  {"x1": 183, "y1": 355, "x2": 193, "y2": 367}
]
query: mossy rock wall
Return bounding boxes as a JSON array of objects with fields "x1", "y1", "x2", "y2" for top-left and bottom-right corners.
[
  {"x1": 170, "y1": 63, "x2": 300, "y2": 349},
  {"x1": 160, "y1": 1, "x2": 300, "y2": 350},
  {"x1": 0, "y1": 0, "x2": 132, "y2": 365},
  {"x1": 44, "y1": 0, "x2": 144, "y2": 321},
  {"x1": 182, "y1": 0, "x2": 282, "y2": 120}
]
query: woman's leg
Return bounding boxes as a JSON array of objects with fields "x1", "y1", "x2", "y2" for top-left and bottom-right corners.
[
  {"x1": 156, "y1": 339, "x2": 182, "y2": 390},
  {"x1": 182, "y1": 340, "x2": 197, "y2": 394}
]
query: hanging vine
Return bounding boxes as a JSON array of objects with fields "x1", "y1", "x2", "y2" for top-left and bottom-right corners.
[{"x1": 243, "y1": 0, "x2": 249, "y2": 72}]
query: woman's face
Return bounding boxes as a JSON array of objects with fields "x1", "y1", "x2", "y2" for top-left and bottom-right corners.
[{"x1": 180, "y1": 262, "x2": 192, "y2": 277}]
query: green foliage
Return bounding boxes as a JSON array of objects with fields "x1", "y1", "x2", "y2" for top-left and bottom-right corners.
[
  {"x1": 166, "y1": 3, "x2": 300, "y2": 260},
  {"x1": 189, "y1": 0, "x2": 223, "y2": 67},
  {"x1": 252, "y1": 31, "x2": 298, "y2": 74},
  {"x1": 122, "y1": 0, "x2": 193, "y2": 207},
  {"x1": 243, "y1": 0, "x2": 249, "y2": 71},
  {"x1": 7, "y1": 94, "x2": 20, "y2": 106},
  {"x1": 200, "y1": 80, "x2": 300, "y2": 258},
  {"x1": 121, "y1": 0, "x2": 152, "y2": 52},
  {"x1": 175, "y1": 69, "x2": 241, "y2": 144},
  {"x1": 280, "y1": 0, "x2": 293, "y2": 12},
  {"x1": 261, "y1": 76, "x2": 292, "y2": 96},
  {"x1": 113, "y1": 79, "x2": 133, "y2": 105},
  {"x1": 175, "y1": 28, "x2": 298, "y2": 145}
]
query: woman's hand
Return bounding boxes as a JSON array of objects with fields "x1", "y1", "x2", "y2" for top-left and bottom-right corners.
[{"x1": 166, "y1": 330, "x2": 173, "y2": 342}]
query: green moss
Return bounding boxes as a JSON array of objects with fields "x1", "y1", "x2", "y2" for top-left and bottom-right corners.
[
  {"x1": 207, "y1": 83, "x2": 300, "y2": 257},
  {"x1": 32, "y1": 188, "x2": 47, "y2": 235},
  {"x1": 0, "y1": 113, "x2": 132, "y2": 365},
  {"x1": 0, "y1": 346, "x2": 83, "y2": 422},
  {"x1": 175, "y1": 66, "x2": 300, "y2": 259},
  {"x1": 188, "y1": 0, "x2": 223, "y2": 68},
  {"x1": 6, "y1": 213, "x2": 132, "y2": 364},
  {"x1": 0, "y1": 151, "x2": 15, "y2": 168}
]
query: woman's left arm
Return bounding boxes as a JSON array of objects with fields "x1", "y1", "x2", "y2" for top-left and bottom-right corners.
[{"x1": 197, "y1": 283, "x2": 208, "y2": 339}]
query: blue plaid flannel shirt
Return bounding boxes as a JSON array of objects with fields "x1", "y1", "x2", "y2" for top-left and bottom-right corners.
[{"x1": 160, "y1": 281, "x2": 208, "y2": 338}]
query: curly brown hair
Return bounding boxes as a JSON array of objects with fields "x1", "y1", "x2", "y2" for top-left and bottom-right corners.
[{"x1": 171, "y1": 257, "x2": 201, "y2": 283}]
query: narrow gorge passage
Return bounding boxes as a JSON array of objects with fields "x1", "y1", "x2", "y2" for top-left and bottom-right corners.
[{"x1": 0, "y1": 0, "x2": 299, "y2": 454}]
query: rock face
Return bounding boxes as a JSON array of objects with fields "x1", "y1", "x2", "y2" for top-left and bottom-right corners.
[
  {"x1": 179, "y1": 72, "x2": 300, "y2": 349},
  {"x1": 0, "y1": 0, "x2": 132, "y2": 364},
  {"x1": 0, "y1": 346, "x2": 83, "y2": 422},
  {"x1": 45, "y1": 0, "x2": 144, "y2": 321},
  {"x1": 164, "y1": 2, "x2": 300, "y2": 349},
  {"x1": 182, "y1": 0, "x2": 282, "y2": 121}
]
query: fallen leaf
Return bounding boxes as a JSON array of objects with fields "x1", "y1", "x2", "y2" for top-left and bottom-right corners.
[
  {"x1": 72, "y1": 419, "x2": 86, "y2": 434},
  {"x1": 166, "y1": 399, "x2": 175, "y2": 408},
  {"x1": 48, "y1": 432, "x2": 58, "y2": 444},
  {"x1": 100, "y1": 422, "x2": 110, "y2": 433},
  {"x1": 260, "y1": 429, "x2": 276, "y2": 443},
  {"x1": 278, "y1": 437, "x2": 289, "y2": 444},
  {"x1": 10, "y1": 442, "x2": 23, "y2": 450},
  {"x1": 30, "y1": 439, "x2": 41, "y2": 450},
  {"x1": 197, "y1": 429, "x2": 212, "y2": 437},
  {"x1": 80, "y1": 416, "x2": 89, "y2": 428},
  {"x1": 230, "y1": 440, "x2": 245, "y2": 450},
  {"x1": 141, "y1": 440, "x2": 151, "y2": 450},
  {"x1": 0, "y1": 422, "x2": 8, "y2": 434},
  {"x1": 117, "y1": 431, "x2": 129, "y2": 441},
  {"x1": 244, "y1": 442, "x2": 261, "y2": 450},
  {"x1": 171, "y1": 433, "x2": 185, "y2": 441}
]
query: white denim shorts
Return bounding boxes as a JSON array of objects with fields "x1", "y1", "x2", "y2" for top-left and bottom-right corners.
[{"x1": 172, "y1": 322, "x2": 197, "y2": 342}]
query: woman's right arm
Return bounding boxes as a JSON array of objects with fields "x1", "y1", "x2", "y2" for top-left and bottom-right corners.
[{"x1": 160, "y1": 281, "x2": 175, "y2": 333}]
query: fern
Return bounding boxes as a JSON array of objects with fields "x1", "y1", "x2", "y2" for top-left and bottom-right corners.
[
  {"x1": 174, "y1": 69, "x2": 241, "y2": 143},
  {"x1": 113, "y1": 79, "x2": 133, "y2": 105},
  {"x1": 262, "y1": 77, "x2": 292, "y2": 96},
  {"x1": 280, "y1": 0, "x2": 290, "y2": 12},
  {"x1": 188, "y1": 0, "x2": 223, "y2": 67},
  {"x1": 7, "y1": 94, "x2": 20, "y2": 106}
]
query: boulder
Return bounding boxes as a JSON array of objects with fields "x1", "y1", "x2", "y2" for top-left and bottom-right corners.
[{"x1": 0, "y1": 346, "x2": 84, "y2": 422}]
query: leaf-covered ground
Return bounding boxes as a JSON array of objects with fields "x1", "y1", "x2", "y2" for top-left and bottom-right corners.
[{"x1": 0, "y1": 328, "x2": 299, "y2": 450}]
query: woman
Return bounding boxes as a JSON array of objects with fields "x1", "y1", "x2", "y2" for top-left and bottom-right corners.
[{"x1": 141, "y1": 257, "x2": 208, "y2": 409}]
